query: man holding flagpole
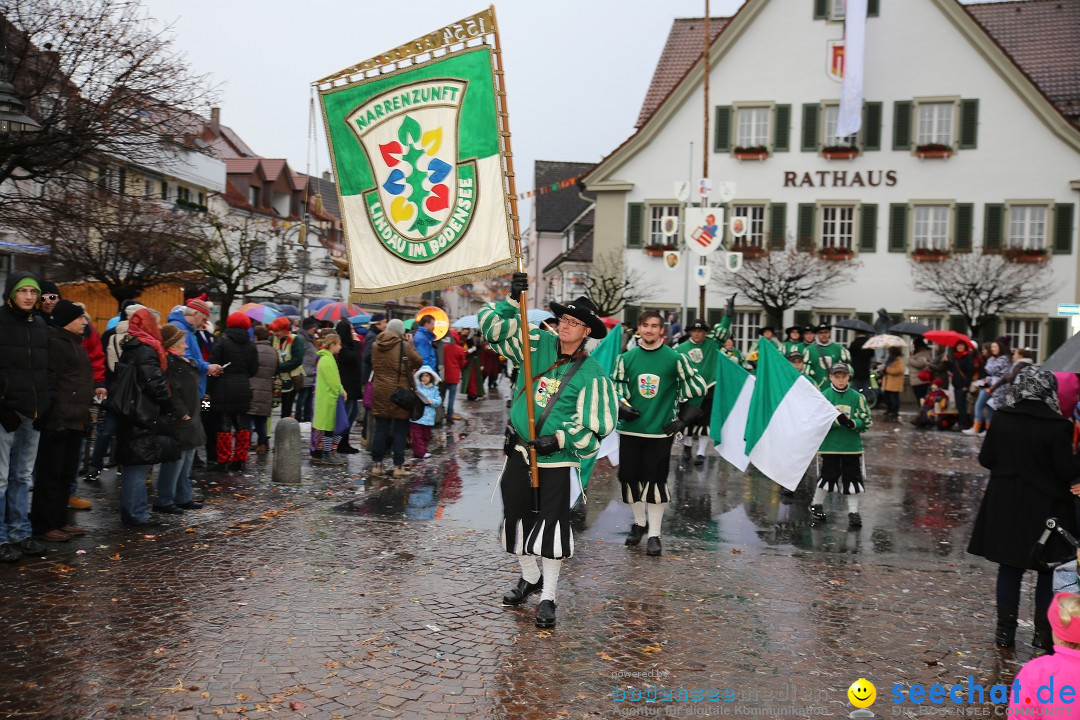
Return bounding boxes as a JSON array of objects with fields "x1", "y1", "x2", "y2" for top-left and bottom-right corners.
[
  {"x1": 613, "y1": 311, "x2": 708, "y2": 557},
  {"x1": 479, "y1": 273, "x2": 617, "y2": 629}
]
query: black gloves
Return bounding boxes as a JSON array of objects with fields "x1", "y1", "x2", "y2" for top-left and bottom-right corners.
[
  {"x1": 725, "y1": 293, "x2": 736, "y2": 318},
  {"x1": 528, "y1": 434, "x2": 560, "y2": 456},
  {"x1": 837, "y1": 413, "x2": 856, "y2": 430},
  {"x1": 664, "y1": 418, "x2": 686, "y2": 436},
  {"x1": 677, "y1": 402, "x2": 705, "y2": 425},
  {"x1": 618, "y1": 403, "x2": 641, "y2": 421},
  {"x1": 0, "y1": 407, "x2": 20, "y2": 433},
  {"x1": 510, "y1": 272, "x2": 529, "y2": 302}
]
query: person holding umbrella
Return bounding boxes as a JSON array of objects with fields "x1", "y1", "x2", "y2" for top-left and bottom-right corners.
[{"x1": 949, "y1": 340, "x2": 976, "y2": 430}]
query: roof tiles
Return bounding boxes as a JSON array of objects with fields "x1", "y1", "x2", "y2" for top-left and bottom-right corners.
[
  {"x1": 636, "y1": 17, "x2": 729, "y2": 129},
  {"x1": 534, "y1": 160, "x2": 595, "y2": 233}
]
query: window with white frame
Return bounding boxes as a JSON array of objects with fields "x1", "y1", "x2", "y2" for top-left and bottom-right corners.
[
  {"x1": 820, "y1": 205, "x2": 856, "y2": 250},
  {"x1": 823, "y1": 105, "x2": 857, "y2": 147},
  {"x1": 735, "y1": 107, "x2": 770, "y2": 148},
  {"x1": 916, "y1": 102, "x2": 954, "y2": 146},
  {"x1": 731, "y1": 205, "x2": 766, "y2": 247},
  {"x1": 1008, "y1": 205, "x2": 1048, "y2": 250},
  {"x1": 830, "y1": 0, "x2": 845, "y2": 19},
  {"x1": 1005, "y1": 318, "x2": 1041, "y2": 359},
  {"x1": 907, "y1": 314, "x2": 946, "y2": 332},
  {"x1": 731, "y1": 311, "x2": 762, "y2": 353},
  {"x1": 648, "y1": 205, "x2": 680, "y2": 245},
  {"x1": 816, "y1": 312, "x2": 852, "y2": 345},
  {"x1": 912, "y1": 205, "x2": 950, "y2": 251}
]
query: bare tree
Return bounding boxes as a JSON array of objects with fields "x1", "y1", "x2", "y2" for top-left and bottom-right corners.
[
  {"x1": 909, "y1": 253, "x2": 1056, "y2": 336},
  {"x1": 584, "y1": 250, "x2": 653, "y2": 316},
  {"x1": 174, "y1": 212, "x2": 300, "y2": 320},
  {"x1": 715, "y1": 249, "x2": 859, "y2": 327},
  {"x1": 0, "y1": 0, "x2": 215, "y2": 223},
  {"x1": 40, "y1": 186, "x2": 193, "y2": 303}
]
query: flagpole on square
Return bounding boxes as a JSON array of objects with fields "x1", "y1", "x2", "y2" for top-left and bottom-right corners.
[{"x1": 490, "y1": 5, "x2": 541, "y2": 511}]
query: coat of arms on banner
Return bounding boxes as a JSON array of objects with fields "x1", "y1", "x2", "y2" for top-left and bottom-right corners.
[
  {"x1": 827, "y1": 40, "x2": 845, "y2": 83},
  {"x1": 638, "y1": 374, "x2": 660, "y2": 399}
]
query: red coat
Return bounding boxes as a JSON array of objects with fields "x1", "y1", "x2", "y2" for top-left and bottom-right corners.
[
  {"x1": 481, "y1": 347, "x2": 502, "y2": 377},
  {"x1": 82, "y1": 322, "x2": 106, "y2": 388},
  {"x1": 442, "y1": 341, "x2": 466, "y2": 384}
]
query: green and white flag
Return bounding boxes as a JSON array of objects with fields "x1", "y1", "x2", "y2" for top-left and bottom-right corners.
[
  {"x1": 571, "y1": 328, "x2": 623, "y2": 507},
  {"x1": 317, "y1": 11, "x2": 515, "y2": 302},
  {"x1": 744, "y1": 341, "x2": 839, "y2": 491},
  {"x1": 709, "y1": 354, "x2": 755, "y2": 472}
]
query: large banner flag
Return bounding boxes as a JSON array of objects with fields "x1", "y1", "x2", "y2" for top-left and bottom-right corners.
[
  {"x1": 315, "y1": 10, "x2": 516, "y2": 302},
  {"x1": 743, "y1": 342, "x2": 839, "y2": 491},
  {"x1": 571, "y1": 328, "x2": 624, "y2": 507},
  {"x1": 835, "y1": 0, "x2": 868, "y2": 137},
  {"x1": 709, "y1": 355, "x2": 755, "y2": 472}
]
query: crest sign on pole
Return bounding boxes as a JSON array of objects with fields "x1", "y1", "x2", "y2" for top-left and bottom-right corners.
[{"x1": 684, "y1": 207, "x2": 725, "y2": 257}]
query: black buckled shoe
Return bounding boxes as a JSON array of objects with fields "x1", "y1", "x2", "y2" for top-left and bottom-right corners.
[
  {"x1": 646, "y1": 536, "x2": 662, "y2": 556},
  {"x1": 502, "y1": 576, "x2": 543, "y2": 606},
  {"x1": 535, "y1": 600, "x2": 557, "y2": 628},
  {"x1": 625, "y1": 523, "x2": 647, "y2": 546},
  {"x1": 809, "y1": 504, "x2": 828, "y2": 523}
]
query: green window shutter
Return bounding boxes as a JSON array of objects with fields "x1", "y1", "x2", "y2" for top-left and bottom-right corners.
[
  {"x1": 773, "y1": 104, "x2": 791, "y2": 152},
  {"x1": 859, "y1": 204, "x2": 877, "y2": 252},
  {"x1": 714, "y1": 106, "x2": 732, "y2": 153},
  {"x1": 686, "y1": 308, "x2": 696, "y2": 326},
  {"x1": 707, "y1": 309, "x2": 725, "y2": 326},
  {"x1": 1054, "y1": 203, "x2": 1074, "y2": 254},
  {"x1": 857, "y1": 312, "x2": 874, "y2": 327},
  {"x1": 888, "y1": 203, "x2": 908, "y2": 253},
  {"x1": 949, "y1": 315, "x2": 968, "y2": 334},
  {"x1": 813, "y1": 0, "x2": 827, "y2": 19},
  {"x1": 984, "y1": 203, "x2": 1004, "y2": 252},
  {"x1": 626, "y1": 202, "x2": 644, "y2": 248},
  {"x1": 769, "y1": 203, "x2": 787, "y2": 250},
  {"x1": 794, "y1": 310, "x2": 813, "y2": 328},
  {"x1": 893, "y1": 101, "x2": 912, "y2": 150},
  {"x1": 978, "y1": 316, "x2": 1000, "y2": 345},
  {"x1": 954, "y1": 203, "x2": 974, "y2": 253},
  {"x1": 797, "y1": 203, "x2": 815, "y2": 250},
  {"x1": 1047, "y1": 318, "x2": 1069, "y2": 358},
  {"x1": 624, "y1": 305, "x2": 642, "y2": 327},
  {"x1": 867, "y1": 0, "x2": 880, "y2": 16},
  {"x1": 958, "y1": 99, "x2": 979, "y2": 150},
  {"x1": 801, "y1": 104, "x2": 820, "y2": 152},
  {"x1": 863, "y1": 102, "x2": 882, "y2": 151}
]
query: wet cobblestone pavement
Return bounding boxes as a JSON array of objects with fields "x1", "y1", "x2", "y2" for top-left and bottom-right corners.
[{"x1": 0, "y1": 385, "x2": 1043, "y2": 719}]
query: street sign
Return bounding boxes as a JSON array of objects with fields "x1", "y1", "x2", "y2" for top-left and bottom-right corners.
[
  {"x1": 674, "y1": 181, "x2": 690, "y2": 202},
  {"x1": 684, "y1": 207, "x2": 725, "y2": 256},
  {"x1": 1058, "y1": 304, "x2": 1080, "y2": 316},
  {"x1": 716, "y1": 181, "x2": 736, "y2": 203}
]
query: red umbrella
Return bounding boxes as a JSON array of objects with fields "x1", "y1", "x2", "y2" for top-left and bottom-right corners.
[
  {"x1": 600, "y1": 316, "x2": 619, "y2": 329},
  {"x1": 313, "y1": 302, "x2": 364, "y2": 322},
  {"x1": 923, "y1": 329, "x2": 976, "y2": 348}
]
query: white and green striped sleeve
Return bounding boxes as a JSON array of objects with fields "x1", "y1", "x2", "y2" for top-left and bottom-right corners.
[
  {"x1": 852, "y1": 391, "x2": 872, "y2": 432},
  {"x1": 612, "y1": 354, "x2": 631, "y2": 402},
  {"x1": 556, "y1": 375, "x2": 619, "y2": 460},
  {"x1": 477, "y1": 298, "x2": 539, "y2": 366},
  {"x1": 708, "y1": 314, "x2": 733, "y2": 345},
  {"x1": 676, "y1": 352, "x2": 708, "y2": 400}
]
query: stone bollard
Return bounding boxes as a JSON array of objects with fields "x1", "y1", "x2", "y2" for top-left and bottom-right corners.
[{"x1": 272, "y1": 417, "x2": 302, "y2": 485}]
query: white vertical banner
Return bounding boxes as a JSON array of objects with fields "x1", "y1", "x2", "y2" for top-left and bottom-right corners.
[{"x1": 835, "y1": 0, "x2": 868, "y2": 138}]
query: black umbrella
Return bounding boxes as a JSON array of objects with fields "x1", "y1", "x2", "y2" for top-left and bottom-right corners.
[
  {"x1": 833, "y1": 318, "x2": 875, "y2": 333},
  {"x1": 1041, "y1": 330, "x2": 1080, "y2": 372},
  {"x1": 889, "y1": 321, "x2": 932, "y2": 336}
]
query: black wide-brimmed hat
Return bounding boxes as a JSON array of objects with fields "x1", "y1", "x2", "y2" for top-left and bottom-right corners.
[
  {"x1": 687, "y1": 319, "x2": 710, "y2": 331},
  {"x1": 785, "y1": 325, "x2": 802, "y2": 336},
  {"x1": 757, "y1": 326, "x2": 775, "y2": 336},
  {"x1": 815, "y1": 324, "x2": 833, "y2": 333},
  {"x1": 549, "y1": 296, "x2": 607, "y2": 339}
]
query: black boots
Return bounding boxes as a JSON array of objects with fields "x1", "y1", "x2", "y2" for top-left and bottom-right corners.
[
  {"x1": 502, "y1": 576, "x2": 543, "y2": 606},
  {"x1": 625, "y1": 523, "x2": 647, "y2": 546},
  {"x1": 995, "y1": 604, "x2": 1019, "y2": 649},
  {"x1": 1033, "y1": 603, "x2": 1054, "y2": 654}
]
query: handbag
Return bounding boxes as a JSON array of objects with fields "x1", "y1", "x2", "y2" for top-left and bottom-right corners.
[
  {"x1": 1029, "y1": 517, "x2": 1080, "y2": 572},
  {"x1": 362, "y1": 379, "x2": 374, "y2": 410},
  {"x1": 102, "y1": 361, "x2": 156, "y2": 426},
  {"x1": 334, "y1": 396, "x2": 350, "y2": 435},
  {"x1": 389, "y1": 343, "x2": 418, "y2": 413}
]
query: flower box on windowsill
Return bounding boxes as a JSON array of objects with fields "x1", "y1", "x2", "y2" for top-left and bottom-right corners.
[
  {"x1": 733, "y1": 146, "x2": 769, "y2": 161},
  {"x1": 822, "y1": 146, "x2": 859, "y2": 160},
  {"x1": 816, "y1": 247, "x2": 854, "y2": 261},
  {"x1": 911, "y1": 248, "x2": 951, "y2": 262},
  {"x1": 643, "y1": 244, "x2": 676, "y2": 257},
  {"x1": 915, "y1": 143, "x2": 953, "y2": 159},
  {"x1": 730, "y1": 243, "x2": 767, "y2": 259},
  {"x1": 1003, "y1": 247, "x2": 1049, "y2": 263}
]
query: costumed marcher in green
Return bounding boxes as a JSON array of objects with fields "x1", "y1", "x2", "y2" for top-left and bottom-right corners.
[
  {"x1": 781, "y1": 326, "x2": 804, "y2": 357},
  {"x1": 675, "y1": 319, "x2": 719, "y2": 466},
  {"x1": 800, "y1": 325, "x2": 817, "y2": 350},
  {"x1": 748, "y1": 326, "x2": 782, "y2": 358},
  {"x1": 479, "y1": 274, "x2": 617, "y2": 629},
  {"x1": 613, "y1": 311, "x2": 707, "y2": 557},
  {"x1": 809, "y1": 363, "x2": 872, "y2": 528},
  {"x1": 803, "y1": 324, "x2": 852, "y2": 388}
]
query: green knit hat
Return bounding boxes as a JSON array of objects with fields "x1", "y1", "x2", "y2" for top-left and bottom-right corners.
[{"x1": 9, "y1": 277, "x2": 40, "y2": 300}]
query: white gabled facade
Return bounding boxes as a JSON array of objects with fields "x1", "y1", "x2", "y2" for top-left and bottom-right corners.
[{"x1": 585, "y1": 0, "x2": 1080, "y2": 359}]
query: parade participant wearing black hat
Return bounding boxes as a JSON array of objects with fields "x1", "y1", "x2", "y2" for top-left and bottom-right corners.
[
  {"x1": 809, "y1": 363, "x2": 871, "y2": 527},
  {"x1": 614, "y1": 311, "x2": 708, "y2": 557},
  {"x1": 478, "y1": 275, "x2": 618, "y2": 629},
  {"x1": 748, "y1": 325, "x2": 782, "y2": 363},
  {"x1": 675, "y1": 319, "x2": 718, "y2": 465},
  {"x1": 782, "y1": 326, "x2": 804, "y2": 357},
  {"x1": 803, "y1": 324, "x2": 851, "y2": 389}
]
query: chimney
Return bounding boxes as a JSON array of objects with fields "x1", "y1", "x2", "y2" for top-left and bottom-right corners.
[
  {"x1": 322, "y1": 171, "x2": 332, "y2": 182},
  {"x1": 210, "y1": 107, "x2": 220, "y2": 133}
]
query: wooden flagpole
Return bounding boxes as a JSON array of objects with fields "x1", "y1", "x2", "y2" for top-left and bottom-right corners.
[{"x1": 490, "y1": 5, "x2": 541, "y2": 510}]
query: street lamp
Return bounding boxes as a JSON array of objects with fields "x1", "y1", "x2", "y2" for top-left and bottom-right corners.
[{"x1": 0, "y1": 21, "x2": 40, "y2": 133}]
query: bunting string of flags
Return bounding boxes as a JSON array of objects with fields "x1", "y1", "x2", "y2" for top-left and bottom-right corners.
[{"x1": 517, "y1": 175, "x2": 582, "y2": 200}]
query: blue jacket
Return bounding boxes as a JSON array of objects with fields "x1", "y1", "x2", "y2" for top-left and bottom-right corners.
[
  {"x1": 167, "y1": 310, "x2": 211, "y2": 395},
  {"x1": 414, "y1": 325, "x2": 438, "y2": 370},
  {"x1": 412, "y1": 366, "x2": 442, "y2": 426}
]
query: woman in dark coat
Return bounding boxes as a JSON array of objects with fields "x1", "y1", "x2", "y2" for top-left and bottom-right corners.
[
  {"x1": 370, "y1": 318, "x2": 422, "y2": 475},
  {"x1": 968, "y1": 366, "x2": 1080, "y2": 653},
  {"x1": 154, "y1": 324, "x2": 207, "y2": 513},
  {"x1": 208, "y1": 312, "x2": 258, "y2": 470},
  {"x1": 949, "y1": 341, "x2": 976, "y2": 429},
  {"x1": 30, "y1": 301, "x2": 95, "y2": 541},
  {"x1": 115, "y1": 308, "x2": 178, "y2": 528},
  {"x1": 335, "y1": 319, "x2": 364, "y2": 454},
  {"x1": 248, "y1": 325, "x2": 279, "y2": 455}
]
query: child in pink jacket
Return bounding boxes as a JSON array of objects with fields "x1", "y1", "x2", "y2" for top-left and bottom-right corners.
[{"x1": 1009, "y1": 593, "x2": 1080, "y2": 714}]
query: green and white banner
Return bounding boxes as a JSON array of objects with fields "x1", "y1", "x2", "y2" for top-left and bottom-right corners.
[{"x1": 320, "y1": 46, "x2": 515, "y2": 301}]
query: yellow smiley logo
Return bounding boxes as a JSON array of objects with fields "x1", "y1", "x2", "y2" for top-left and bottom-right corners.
[{"x1": 848, "y1": 678, "x2": 876, "y2": 708}]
